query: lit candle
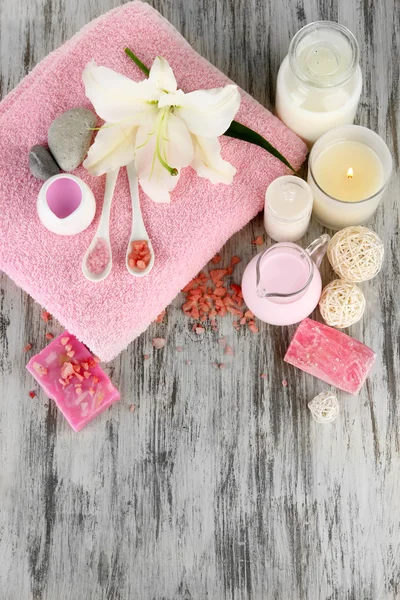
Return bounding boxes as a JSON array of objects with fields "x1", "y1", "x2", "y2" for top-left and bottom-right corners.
[
  {"x1": 264, "y1": 176, "x2": 313, "y2": 242},
  {"x1": 276, "y1": 21, "x2": 362, "y2": 146},
  {"x1": 308, "y1": 126, "x2": 392, "y2": 229}
]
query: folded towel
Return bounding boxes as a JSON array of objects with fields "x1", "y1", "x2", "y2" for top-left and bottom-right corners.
[{"x1": 0, "y1": 1, "x2": 307, "y2": 361}]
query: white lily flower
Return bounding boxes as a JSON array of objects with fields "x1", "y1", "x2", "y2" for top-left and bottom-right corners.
[{"x1": 83, "y1": 57, "x2": 241, "y2": 203}]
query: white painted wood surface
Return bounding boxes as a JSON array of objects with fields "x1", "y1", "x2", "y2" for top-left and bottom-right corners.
[{"x1": 0, "y1": 1, "x2": 399, "y2": 598}]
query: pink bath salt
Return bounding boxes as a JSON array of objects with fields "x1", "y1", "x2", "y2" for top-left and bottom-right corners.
[
  {"x1": 128, "y1": 240, "x2": 151, "y2": 271},
  {"x1": 46, "y1": 333, "x2": 54, "y2": 340},
  {"x1": 218, "y1": 363, "x2": 226, "y2": 369},
  {"x1": 260, "y1": 373, "x2": 268, "y2": 379},
  {"x1": 252, "y1": 236, "x2": 264, "y2": 246},
  {"x1": 282, "y1": 379, "x2": 288, "y2": 387},
  {"x1": 86, "y1": 238, "x2": 110, "y2": 275},
  {"x1": 248, "y1": 322, "x2": 259, "y2": 333},
  {"x1": 26, "y1": 331, "x2": 120, "y2": 432},
  {"x1": 61, "y1": 337, "x2": 70, "y2": 346},
  {"x1": 195, "y1": 326, "x2": 205, "y2": 335},
  {"x1": 218, "y1": 337, "x2": 227, "y2": 348},
  {"x1": 41, "y1": 310, "x2": 52, "y2": 322},
  {"x1": 154, "y1": 309, "x2": 166, "y2": 323},
  {"x1": 24, "y1": 343, "x2": 32, "y2": 352},
  {"x1": 152, "y1": 337, "x2": 166, "y2": 350},
  {"x1": 284, "y1": 318, "x2": 376, "y2": 395},
  {"x1": 175, "y1": 346, "x2": 183, "y2": 352},
  {"x1": 29, "y1": 390, "x2": 36, "y2": 399},
  {"x1": 143, "y1": 354, "x2": 150, "y2": 360},
  {"x1": 186, "y1": 360, "x2": 192, "y2": 366},
  {"x1": 224, "y1": 345, "x2": 234, "y2": 356},
  {"x1": 211, "y1": 254, "x2": 222, "y2": 264}
]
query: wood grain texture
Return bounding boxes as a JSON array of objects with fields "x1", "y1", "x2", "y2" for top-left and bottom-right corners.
[{"x1": 0, "y1": 0, "x2": 399, "y2": 598}]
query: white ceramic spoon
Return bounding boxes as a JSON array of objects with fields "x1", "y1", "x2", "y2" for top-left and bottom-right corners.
[
  {"x1": 82, "y1": 169, "x2": 119, "y2": 283},
  {"x1": 126, "y1": 161, "x2": 155, "y2": 277}
]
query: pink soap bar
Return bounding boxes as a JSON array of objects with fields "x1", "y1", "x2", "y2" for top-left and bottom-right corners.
[
  {"x1": 284, "y1": 318, "x2": 376, "y2": 395},
  {"x1": 27, "y1": 332, "x2": 120, "y2": 431}
]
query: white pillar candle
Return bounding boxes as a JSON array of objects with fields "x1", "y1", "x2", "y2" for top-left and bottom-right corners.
[
  {"x1": 276, "y1": 21, "x2": 362, "y2": 146},
  {"x1": 264, "y1": 176, "x2": 313, "y2": 242},
  {"x1": 308, "y1": 125, "x2": 392, "y2": 229}
]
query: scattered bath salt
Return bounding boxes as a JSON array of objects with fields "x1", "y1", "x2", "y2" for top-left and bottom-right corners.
[
  {"x1": 61, "y1": 337, "x2": 69, "y2": 346},
  {"x1": 185, "y1": 360, "x2": 192, "y2": 366},
  {"x1": 129, "y1": 404, "x2": 136, "y2": 413},
  {"x1": 218, "y1": 363, "x2": 226, "y2": 369},
  {"x1": 143, "y1": 354, "x2": 150, "y2": 360},
  {"x1": 29, "y1": 390, "x2": 36, "y2": 399},
  {"x1": 248, "y1": 322, "x2": 259, "y2": 333},
  {"x1": 224, "y1": 345, "x2": 234, "y2": 356},
  {"x1": 93, "y1": 356, "x2": 101, "y2": 364},
  {"x1": 252, "y1": 236, "x2": 264, "y2": 245},
  {"x1": 180, "y1": 257, "x2": 260, "y2": 334},
  {"x1": 176, "y1": 346, "x2": 183, "y2": 352},
  {"x1": 41, "y1": 310, "x2": 52, "y2": 322},
  {"x1": 46, "y1": 333, "x2": 54, "y2": 340},
  {"x1": 152, "y1": 337, "x2": 166, "y2": 350},
  {"x1": 260, "y1": 373, "x2": 268, "y2": 379},
  {"x1": 23, "y1": 343, "x2": 32, "y2": 353},
  {"x1": 211, "y1": 254, "x2": 222, "y2": 264},
  {"x1": 86, "y1": 238, "x2": 110, "y2": 275},
  {"x1": 154, "y1": 309, "x2": 166, "y2": 323},
  {"x1": 212, "y1": 362, "x2": 219, "y2": 368},
  {"x1": 244, "y1": 310, "x2": 255, "y2": 319},
  {"x1": 282, "y1": 379, "x2": 288, "y2": 387},
  {"x1": 218, "y1": 337, "x2": 227, "y2": 348},
  {"x1": 128, "y1": 240, "x2": 151, "y2": 271},
  {"x1": 195, "y1": 326, "x2": 205, "y2": 335}
]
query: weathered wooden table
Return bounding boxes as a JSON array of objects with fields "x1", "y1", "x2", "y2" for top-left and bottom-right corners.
[{"x1": 1, "y1": 1, "x2": 399, "y2": 598}]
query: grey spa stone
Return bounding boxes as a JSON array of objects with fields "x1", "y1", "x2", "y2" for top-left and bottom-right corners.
[
  {"x1": 48, "y1": 108, "x2": 97, "y2": 172},
  {"x1": 29, "y1": 145, "x2": 61, "y2": 181}
]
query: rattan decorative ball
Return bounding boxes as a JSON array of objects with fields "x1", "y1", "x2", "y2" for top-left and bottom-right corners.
[
  {"x1": 327, "y1": 226, "x2": 384, "y2": 282},
  {"x1": 308, "y1": 391, "x2": 339, "y2": 423},
  {"x1": 319, "y1": 279, "x2": 366, "y2": 328}
]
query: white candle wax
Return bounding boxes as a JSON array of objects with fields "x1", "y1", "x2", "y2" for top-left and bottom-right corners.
[
  {"x1": 276, "y1": 22, "x2": 362, "y2": 146},
  {"x1": 313, "y1": 141, "x2": 384, "y2": 201},
  {"x1": 308, "y1": 125, "x2": 392, "y2": 229},
  {"x1": 264, "y1": 176, "x2": 313, "y2": 242}
]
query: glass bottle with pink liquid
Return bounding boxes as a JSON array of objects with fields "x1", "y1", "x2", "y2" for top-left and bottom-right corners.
[{"x1": 242, "y1": 234, "x2": 330, "y2": 326}]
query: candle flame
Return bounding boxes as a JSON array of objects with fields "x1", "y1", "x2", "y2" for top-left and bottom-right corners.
[{"x1": 347, "y1": 167, "x2": 354, "y2": 179}]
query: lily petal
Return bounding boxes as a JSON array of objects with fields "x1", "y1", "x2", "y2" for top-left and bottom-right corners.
[
  {"x1": 135, "y1": 111, "x2": 193, "y2": 203},
  {"x1": 191, "y1": 135, "x2": 236, "y2": 184},
  {"x1": 149, "y1": 56, "x2": 177, "y2": 93},
  {"x1": 83, "y1": 123, "x2": 136, "y2": 176},
  {"x1": 175, "y1": 85, "x2": 241, "y2": 137},
  {"x1": 83, "y1": 61, "x2": 160, "y2": 125}
]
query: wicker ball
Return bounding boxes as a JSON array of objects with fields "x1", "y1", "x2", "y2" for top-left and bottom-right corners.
[
  {"x1": 327, "y1": 226, "x2": 384, "y2": 282},
  {"x1": 308, "y1": 391, "x2": 339, "y2": 423},
  {"x1": 319, "y1": 279, "x2": 366, "y2": 328}
]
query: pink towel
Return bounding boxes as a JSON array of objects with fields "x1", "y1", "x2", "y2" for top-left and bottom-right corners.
[{"x1": 0, "y1": 1, "x2": 307, "y2": 361}]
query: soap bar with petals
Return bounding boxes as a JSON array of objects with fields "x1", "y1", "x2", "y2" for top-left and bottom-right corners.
[
  {"x1": 27, "y1": 332, "x2": 120, "y2": 431},
  {"x1": 284, "y1": 318, "x2": 376, "y2": 395}
]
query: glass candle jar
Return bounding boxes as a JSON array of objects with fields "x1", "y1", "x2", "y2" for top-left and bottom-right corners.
[
  {"x1": 307, "y1": 125, "x2": 392, "y2": 229},
  {"x1": 276, "y1": 21, "x2": 362, "y2": 146},
  {"x1": 264, "y1": 176, "x2": 313, "y2": 242}
]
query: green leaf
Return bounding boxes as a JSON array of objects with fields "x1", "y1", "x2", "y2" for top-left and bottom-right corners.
[
  {"x1": 124, "y1": 47, "x2": 295, "y2": 171},
  {"x1": 124, "y1": 47, "x2": 150, "y2": 77},
  {"x1": 224, "y1": 120, "x2": 295, "y2": 172}
]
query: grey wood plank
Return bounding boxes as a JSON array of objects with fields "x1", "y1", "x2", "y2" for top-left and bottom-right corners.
[{"x1": 0, "y1": 0, "x2": 399, "y2": 599}]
